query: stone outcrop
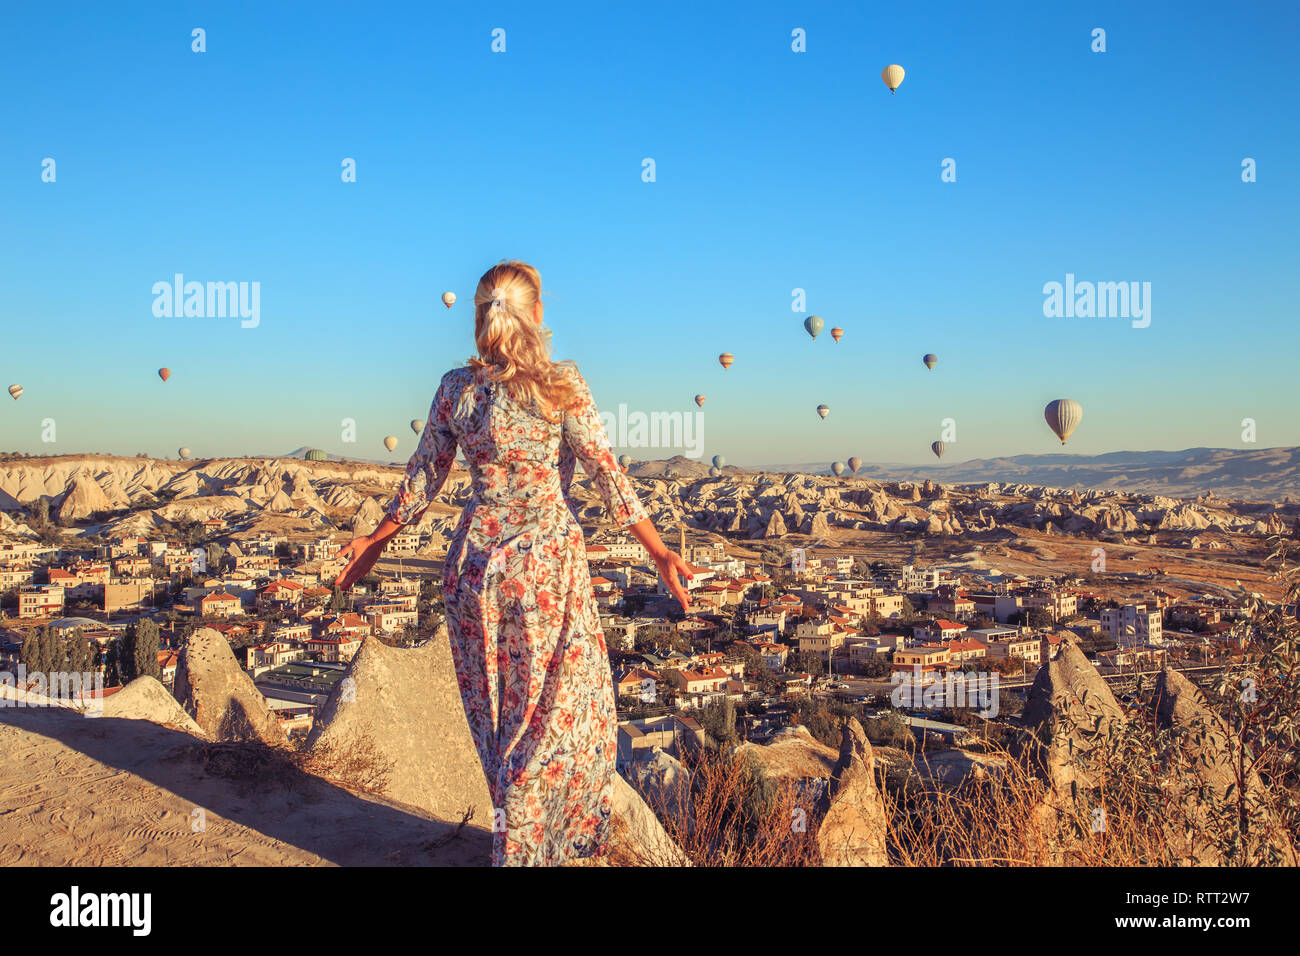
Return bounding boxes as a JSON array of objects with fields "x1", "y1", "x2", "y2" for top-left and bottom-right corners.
[
  {"x1": 98, "y1": 676, "x2": 207, "y2": 737},
  {"x1": 1019, "y1": 640, "x2": 1125, "y2": 794},
  {"x1": 306, "y1": 629, "x2": 493, "y2": 824},
  {"x1": 174, "y1": 628, "x2": 287, "y2": 746},
  {"x1": 816, "y1": 718, "x2": 889, "y2": 866},
  {"x1": 1152, "y1": 666, "x2": 1294, "y2": 865}
]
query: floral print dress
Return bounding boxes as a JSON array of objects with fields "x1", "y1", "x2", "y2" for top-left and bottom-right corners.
[{"x1": 386, "y1": 365, "x2": 647, "y2": 866}]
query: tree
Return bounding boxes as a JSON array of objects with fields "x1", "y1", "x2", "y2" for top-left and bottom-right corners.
[
  {"x1": 133, "y1": 619, "x2": 163, "y2": 680},
  {"x1": 20, "y1": 628, "x2": 44, "y2": 675},
  {"x1": 205, "y1": 542, "x2": 225, "y2": 571},
  {"x1": 329, "y1": 585, "x2": 350, "y2": 613}
]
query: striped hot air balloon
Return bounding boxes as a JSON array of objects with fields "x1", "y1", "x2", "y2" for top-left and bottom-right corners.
[
  {"x1": 931, "y1": 441, "x2": 946, "y2": 459},
  {"x1": 923, "y1": 354, "x2": 937, "y2": 370},
  {"x1": 718, "y1": 352, "x2": 734, "y2": 369},
  {"x1": 1044, "y1": 399, "x2": 1083, "y2": 444},
  {"x1": 804, "y1": 315, "x2": 824, "y2": 339},
  {"x1": 830, "y1": 327, "x2": 843, "y2": 343},
  {"x1": 305, "y1": 449, "x2": 328, "y2": 462},
  {"x1": 7, "y1": 384, "x2": 21, "y2": 400},
  {"x1": 694, "y1": 394, "x2": 706, "y2": 407}
]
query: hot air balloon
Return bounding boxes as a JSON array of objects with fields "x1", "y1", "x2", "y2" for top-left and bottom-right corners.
[
  {"x1": 709, "y1": 466, "x2": 722, "y2": 478},
  {"x1": 923, "y1": 354, "x2": 937, "y2": 370},
  {"x1": 178, "y1": 447, "x2": 191, "y2": 460},
  {"x1": 442, "y1": 292, "x2": 456, "y2": 309},
  {"x1": 158, "y1": 368, "x2": 171, "y2": 383},
  {"x1": 804, "y1": 315, "x2": 824, "y2": 340},
  {"x1": 383, "y1": 436, "x2": 399, "y2": 452},
  {"x1": 305, "y1": 449, "x2": 328, "y2": 462},
  {"x1": 618, "y1": 454, "x2": 632, "y2": 469},
  {"x1": 847, "y1": 455, "x2": 862, "y2": 474},
  {"x1": 718, "y1": 352, "x2": 734, "y2": 370},
  {"x1": 694, "y1": 395, "x2": 706, "y2": 407},
  {"x1": 712, "y1": 455, "x2": 726, "y2": 469},
  {"x1": 1044, "y1": 399, "x2": 1083, "y2": 445},
  {"x1": 410, "y1": 419, "x2": 424, "y2": 434},
  {"x1": 7, "y1": 385, "x2": 21, "y2": 401},
  {"x1": 830, "y1": 327, "x2": 843, "y2": 343},
  {"x1": 816, "y1": 404, "x2": 830, "y2": 420},
  {"x1": 664, "y1": 466, "x2": 675, "y2": 479},
  {"x1": 931, "y1": 441, "x2": 946, "y2": 459},
  {"x1": 831, "y1": 461, "x2": 846, "y2": 476},
  {"x1": 882, "y1": 64, "x2": 905, "y2": 94}
]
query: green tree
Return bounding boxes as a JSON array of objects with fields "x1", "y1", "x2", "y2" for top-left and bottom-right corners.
[{"x1": 132, "y1": 619, "x2": 163, "y2": 680}]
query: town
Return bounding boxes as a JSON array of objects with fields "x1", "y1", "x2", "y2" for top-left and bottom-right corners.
[{"x1": 0, "y1": 503, "x2": 1264, "y2": 792}]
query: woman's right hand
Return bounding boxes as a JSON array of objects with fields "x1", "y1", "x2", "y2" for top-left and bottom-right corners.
[
  {"x1": 334, "y1": 534, "x2": 385, "y2": 591},
  {"x1": 653, "y1": 549, "x2": 700, "y2": 611}
]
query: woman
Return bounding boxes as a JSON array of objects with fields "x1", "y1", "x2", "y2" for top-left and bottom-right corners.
[{"x1": 334, "y1": 260, "x2": 697, "y2": 866}]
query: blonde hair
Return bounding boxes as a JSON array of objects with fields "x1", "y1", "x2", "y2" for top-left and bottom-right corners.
[{"x1": 466, "y1": 260, "x2": 578, "y2": 420}]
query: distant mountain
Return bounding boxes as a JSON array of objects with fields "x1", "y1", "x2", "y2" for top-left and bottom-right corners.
[{"x1": 758, "y1": 447, "x2": 1300, "y2": 501}]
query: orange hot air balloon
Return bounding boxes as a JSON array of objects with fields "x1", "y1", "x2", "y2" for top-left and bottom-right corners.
[
  {"x1": 718, "y1": 353, "x2": 734, "y2": 370},
  {"x1": 694, "y1": 394, "x2": 706, "y2": 407},
  {"x1": 158, "y1": 368, "x2": 171, "y2": 383},
  {"x1": 830, "y1": 327, "x2": 843, "y2": 343}
]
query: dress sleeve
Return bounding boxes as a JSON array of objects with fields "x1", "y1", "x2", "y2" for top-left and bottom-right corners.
[
  {"x1": 385, "y1": 372, "x2": 459, "y2": 525},
  {"x1": 561, "y1": 372, "x2": 648, "y2": 528}
]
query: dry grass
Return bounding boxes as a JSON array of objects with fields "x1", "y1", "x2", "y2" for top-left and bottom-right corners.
[{"x1": 621, "y1": 748, "x2": 822, "y2": 866}]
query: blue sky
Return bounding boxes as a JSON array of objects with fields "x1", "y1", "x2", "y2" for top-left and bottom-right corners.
[{"x1": 1, "y1": 0, "x2": 1297, "y2": 468}]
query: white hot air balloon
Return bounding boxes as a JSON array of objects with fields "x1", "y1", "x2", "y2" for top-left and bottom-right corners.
[
  {"x1": 442, "y1": 292, "x2": 456, "y2": 309},
  {"x1": 882, "y1": 64, "x2": 905, "y2": 94},
  {"x1": 712, "y1": 455, "x2": 726, "y2": 469},
  {"x1": 178, "y1": 447, "x2": 191, "y2": 460},
  {"x1": 831, "y1": 461, "x2": 846, "y2": 476},
  {"x1": 618, "y1": 454, "x2": 632, "y2": 470},
  {"x1": 816, "y1": 404, "x2": 830, "y2": 420},
  {"x1": 383, "y1": 435, "x2": 399, "y2": 452},
  {"x1": 847, "y1": 455, "x2": 862, "y2": 474},
  {"x1": 1044, "y1": 399, "x2": 1083, "y2": 444},
  {"x1": 410, "y1": 419, "x2": 424, "y2": 435}
]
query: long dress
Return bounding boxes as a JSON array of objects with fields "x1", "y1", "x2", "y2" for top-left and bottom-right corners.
[{"x1": 385, "y1": 364, "x2": 648, "y2": 866}]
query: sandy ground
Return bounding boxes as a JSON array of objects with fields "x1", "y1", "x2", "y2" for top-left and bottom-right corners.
[{"x1": 0, "y1": 705, "x2": 491, "y2": 866}]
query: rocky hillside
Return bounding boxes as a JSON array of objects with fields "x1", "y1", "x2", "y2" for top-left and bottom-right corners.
[
  {"x1": 0, "y1": 455, "x2": 1295, "y2": 550},
  {"x1": 762, "y1": 446, "x2": 1300, "y2": 501}
]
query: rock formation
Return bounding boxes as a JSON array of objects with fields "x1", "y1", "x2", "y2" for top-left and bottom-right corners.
[
  {"x1": 1152, "y1": 666, "x2": 1294, "y2": 865},
  {"x1": 1019, "y1": 640, "x2": 1125, "y2": 795},
  {"x1": 174, "y1": 628, "x2": 287, "y2": 746},
  {"x1": 98, "y1": 676, "x2": 207, "y2": 737},
  {"x1": 815, "y1": 718, "x2": 889, "y2": 866},
  {"x1": 305, "y1": 629, "x2": 493, "y2": 824}
]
